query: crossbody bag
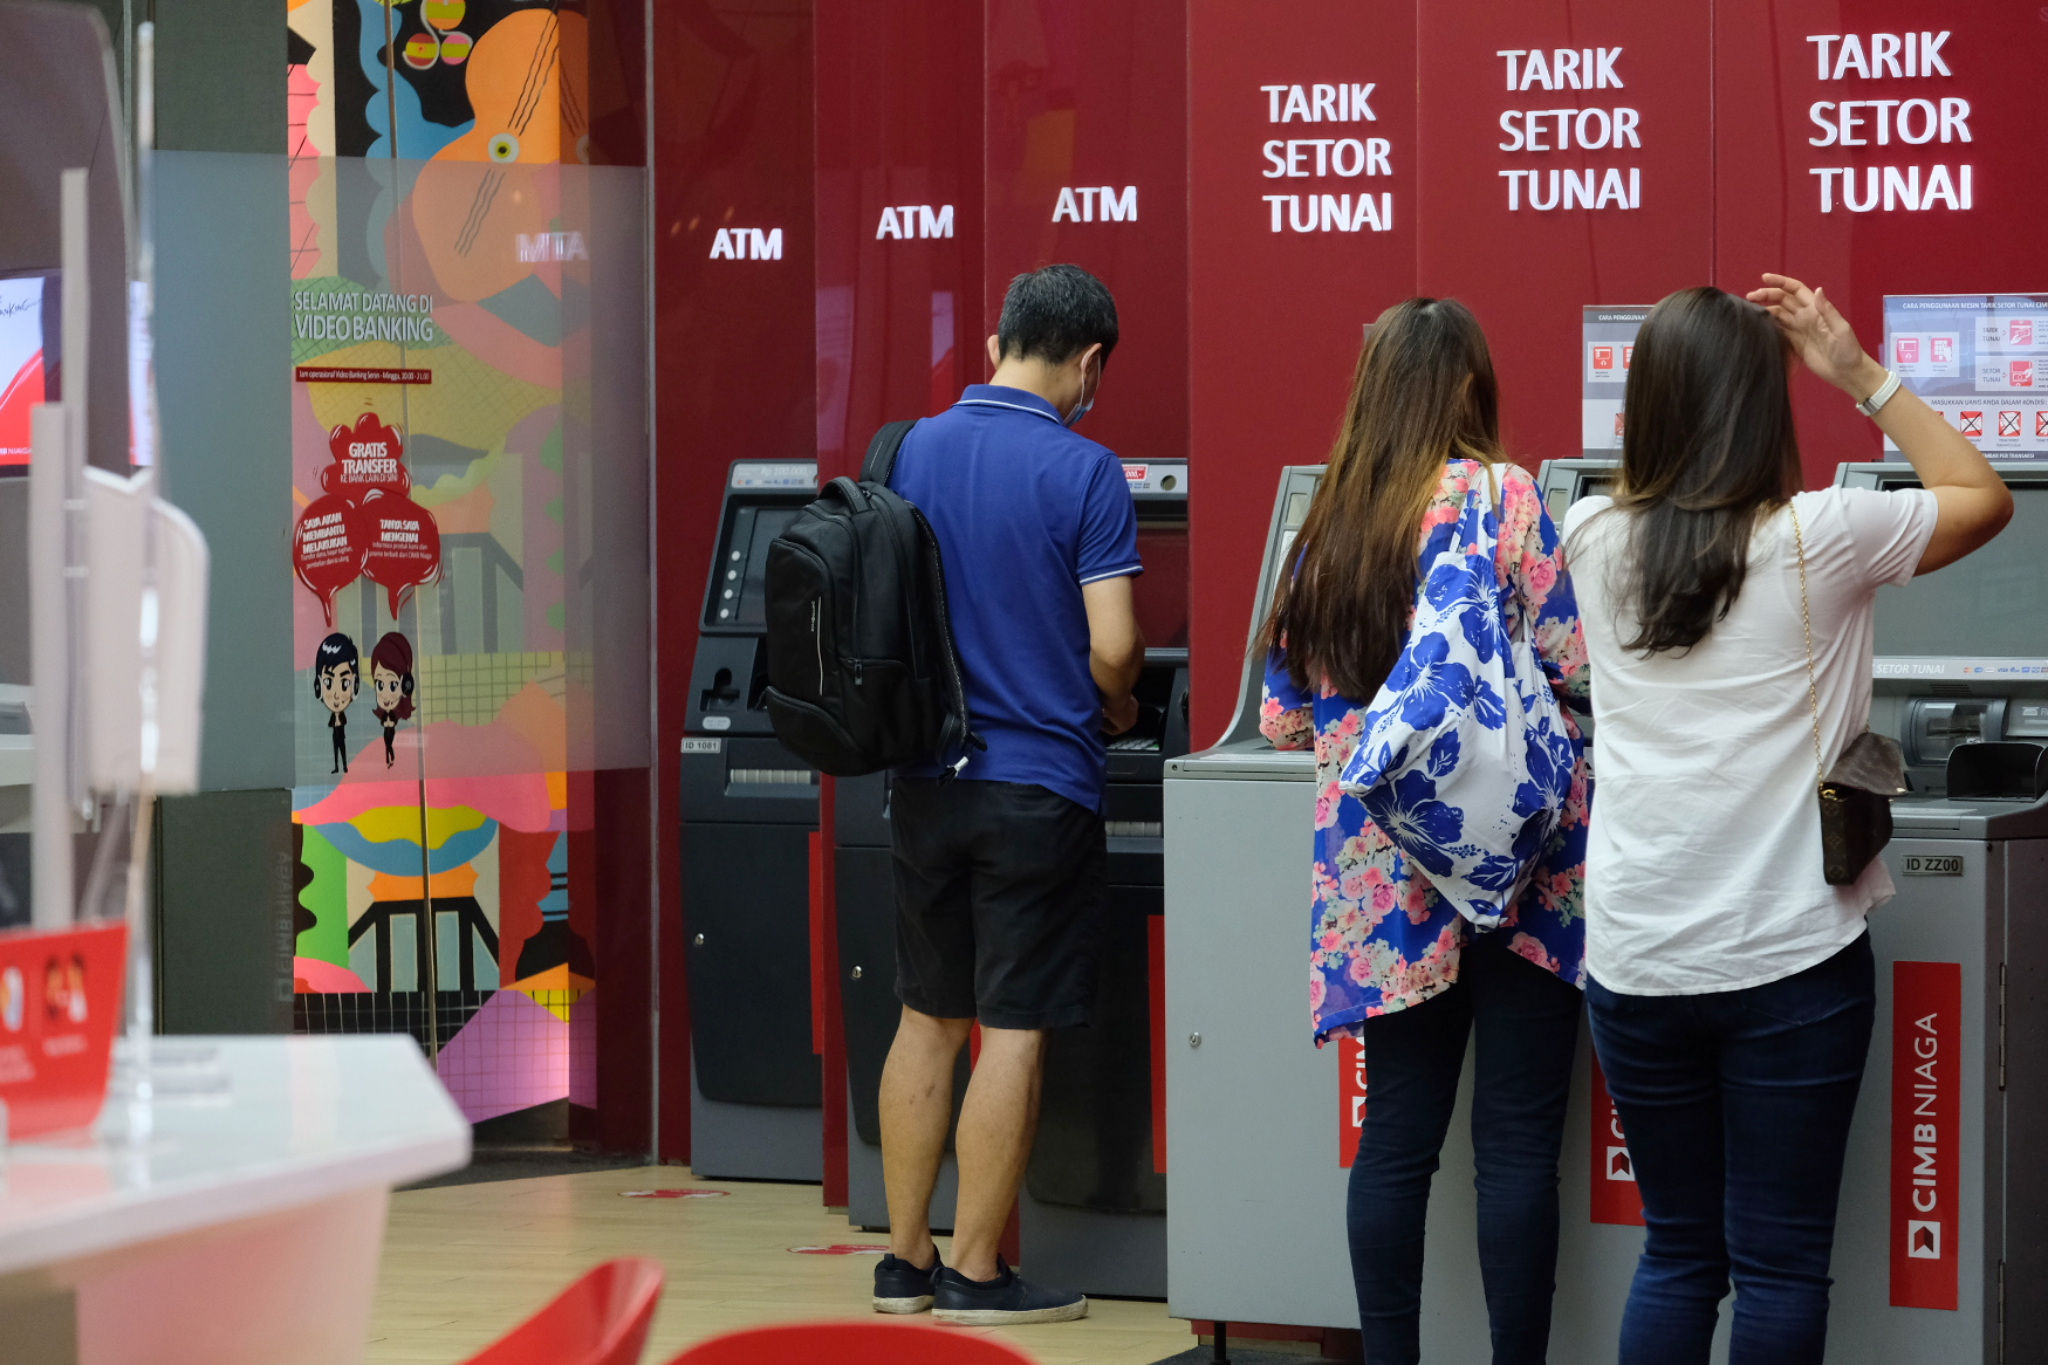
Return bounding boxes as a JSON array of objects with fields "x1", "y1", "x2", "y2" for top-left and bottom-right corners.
[{"x1": 1790, "y1": 502, "x2": 1910, "y2": 885}]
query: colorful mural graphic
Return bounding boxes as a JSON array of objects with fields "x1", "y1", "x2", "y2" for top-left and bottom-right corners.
[{"x1": 286, "y1": 0, "x2": 597, "y2": 1124}]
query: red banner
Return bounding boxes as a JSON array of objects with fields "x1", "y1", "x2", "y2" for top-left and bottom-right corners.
[
  {"x1": 1891, "y1": 960, "x2": 1962, "y2": 1311},
  {"x1": 0, "y1": 923, "x2": 127, "y2": 1139},
  {"x1": 1338, "y1": 1034, "x2": 1368, "y2": 1167},
  {"x1": 1589, "y1": 1055, "x2": 1646, "y2": 1225},
  {"x1": 290, "y1": 411, "x2": 443, "y2": 623}
]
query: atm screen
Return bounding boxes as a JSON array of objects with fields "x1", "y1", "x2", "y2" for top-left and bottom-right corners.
[
  {"x1": 0, "y1": 273, "x2": 53, "y2": 471},
  {"x1": 1875, "y1": 482, "x2": 2048, "y2": 657},
  {"x1": 1133, "y1": 526, "x2": 1189, "y2": 649},
  {"x1": 732, "y1": 505, "x2": 800, "y2": 628}
]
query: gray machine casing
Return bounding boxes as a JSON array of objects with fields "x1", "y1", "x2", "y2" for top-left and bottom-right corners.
[{"x1": 1163, "y1": 459, "x2": 2048, "y2": 1361}]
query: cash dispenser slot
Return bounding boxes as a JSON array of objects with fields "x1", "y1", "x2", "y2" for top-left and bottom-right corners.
[
  {"x1": 1946, "y1": 740, "x2": 2048, "y2": 801},
  {"x1": 1903, "y1": 695, "x2": 2007, "y2": 772}
]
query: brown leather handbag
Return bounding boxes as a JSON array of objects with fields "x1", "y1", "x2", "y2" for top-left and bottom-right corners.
[{"x1": 1791, "y1": 505, "x2": 1910, "y2": 885}]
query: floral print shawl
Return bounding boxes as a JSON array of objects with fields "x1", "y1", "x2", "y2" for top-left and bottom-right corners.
[{"x1": 1261, "y1": 460, "x2": 1591, "y2": 1044}]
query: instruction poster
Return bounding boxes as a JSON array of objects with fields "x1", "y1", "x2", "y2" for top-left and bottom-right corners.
[
  {"x1": 1884, "y1": 294, "x2": 2048, "y2": 459},
  {"x1": 1582, "y1": 307, "x2": 1649, "y2": 456}
]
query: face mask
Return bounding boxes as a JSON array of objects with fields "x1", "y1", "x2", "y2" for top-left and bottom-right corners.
[{"x1": 1064, "y1": 361, "x2": 1097, "y2": 427}]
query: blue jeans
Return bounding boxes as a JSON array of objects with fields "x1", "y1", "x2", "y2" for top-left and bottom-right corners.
[
  {"x1": 1348, "y1": 935, "x2": 1582, "y2": 1365},
  {"x1": 1587, "y1": 933, "x2": 1876, "y2": 1365}
]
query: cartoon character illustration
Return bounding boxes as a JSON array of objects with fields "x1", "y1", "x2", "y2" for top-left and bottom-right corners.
[
  {"x1": 369, "y1": 632, "x2": 417, "y2": 769},
  {"x1": 315, "y1": 632, "x2": 360, "y2": 774}
]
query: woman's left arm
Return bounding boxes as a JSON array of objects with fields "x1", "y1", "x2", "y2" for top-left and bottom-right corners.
[{"x1": 1501, "y1": 470, "x2": 1590, "y2": 709}]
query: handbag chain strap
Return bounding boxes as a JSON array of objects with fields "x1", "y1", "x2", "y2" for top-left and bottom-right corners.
[{"x1": 1788, "y1": 502, "x2": 1833, "y2": 797}]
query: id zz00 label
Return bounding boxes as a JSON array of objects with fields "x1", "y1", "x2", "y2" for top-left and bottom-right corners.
[{"x1": 1901, "y1": 854, "x2": 1964, "y2": 877}]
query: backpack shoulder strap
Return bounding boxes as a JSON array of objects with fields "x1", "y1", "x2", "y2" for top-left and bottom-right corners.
[
  {"x1": 908, "y1": 501, "x2": 986, "y2": 771},
  {"x1": 860, "y1": 420, "x2": 920, "y2": 486}
]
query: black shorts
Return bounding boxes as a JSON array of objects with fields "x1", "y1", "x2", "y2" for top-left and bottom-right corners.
[{"x1": 890, "y1": 778, "x2": 1107, "y2": 1031}]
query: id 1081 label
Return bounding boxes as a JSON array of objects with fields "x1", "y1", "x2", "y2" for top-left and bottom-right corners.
[{"x1": 1902, "y1": 855, "x2": 1964, "y2": 877}]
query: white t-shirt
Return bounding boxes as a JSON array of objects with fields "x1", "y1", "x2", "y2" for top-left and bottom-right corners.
[{"x1": 1562, "y1": 486, "x2": 1939, "y2": 995}]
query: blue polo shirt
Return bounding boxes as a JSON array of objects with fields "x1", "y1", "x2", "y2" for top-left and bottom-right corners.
[{"x1": 889, "y1": 385, "x2": 1142, "y2": 812}]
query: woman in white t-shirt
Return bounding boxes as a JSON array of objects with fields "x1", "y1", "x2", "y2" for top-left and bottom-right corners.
[{"x1": 1564, "y1": 276, "x2": 2011, "y2": 1365}]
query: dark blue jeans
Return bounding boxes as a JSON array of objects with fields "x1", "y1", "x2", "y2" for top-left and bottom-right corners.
[
  {"x1": 1348, "y1": 935, "x2": 1582, "y2": 1365},
  {"x1": 1587, "y1": 933, "x2": 1876, "y2": 1365}
]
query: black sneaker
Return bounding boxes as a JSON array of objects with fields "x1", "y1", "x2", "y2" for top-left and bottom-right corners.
[
  {"x1": 872, "y1": 1250, "x2": 941, "y2": 1314},
  {"x1": 931, "y1": 1259, "x2": 1088, "y2": 1325}
]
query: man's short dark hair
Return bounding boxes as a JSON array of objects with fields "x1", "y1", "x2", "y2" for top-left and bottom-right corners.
[{"x1": 996, "y1": 264, "x2": 1118, "y2": 366}]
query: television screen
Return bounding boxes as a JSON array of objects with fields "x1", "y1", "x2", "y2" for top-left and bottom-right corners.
[{"x1": 0, "y1": 274, "x2": 51, "y2": 470}]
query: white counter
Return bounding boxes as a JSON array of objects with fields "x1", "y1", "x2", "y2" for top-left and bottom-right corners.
[{"x1": 0, "y1": 1035, "x2": 471, "y2": 1365}]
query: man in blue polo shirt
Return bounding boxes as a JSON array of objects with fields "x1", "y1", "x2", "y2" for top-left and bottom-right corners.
[{"x1": 870, "y1": 265, "x2": 1144, "y2": 1325}]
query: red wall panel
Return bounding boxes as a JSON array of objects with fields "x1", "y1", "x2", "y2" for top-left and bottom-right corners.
[
  {"x1": 983, "y1": 0, "x2": 1188, "y2": 467},
  {"x1": 1187, "y1": 1, "x2": 1418, "y2": 745},
  {"x1": 815, "y1": 0, "x2": 988, "y2": 479},
  {"x1": 652, "y1": 1, "x2": 818, "y2": 1162},
  {"x1": 1714, "y1": 3, "x2": 2048, "y2": 486},
  {"x1": 814, "y1": 0, "x2": 987, "y2": 1199},
  {"x1": 1416, "y1": 0, "x2": 1713, "y2": 471}
]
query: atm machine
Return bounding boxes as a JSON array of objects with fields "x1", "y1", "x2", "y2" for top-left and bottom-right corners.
[
  {"x1": 682, "y1": 460, "x2": 825, "y2": 1181},
  {"x1": 836, "y1": 459, "x2": 1191, "y2": 1300},
  {"x1": 1019, "y1": 459, "x2": 1190, "y2": 1298},
  {"x1": 1814, "y1": 460, "x2": 2048, "y2": 1364}
]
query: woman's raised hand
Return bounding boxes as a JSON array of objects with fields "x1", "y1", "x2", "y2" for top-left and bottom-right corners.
[{"x1": 1745, "y1": 273, "x2": 1887, "y2": 400}]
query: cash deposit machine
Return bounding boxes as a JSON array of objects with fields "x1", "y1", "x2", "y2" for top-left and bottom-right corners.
[
  {"x1": 1527, "y1": 454, "x2": 2048, "y2": 1361},
  {"x1": 682, "y1": 461, "x2": 824, "y2": 1181},
  {"x1": 1163, "y1": 458, "x2": 2048, "y2": 1358},
  {"x1": 1822, "y1": 460, "x2": 2048, "y2": 1362},
  {"x1": 837, "y1": 459, "x2": 1190, "y2": 1298}
]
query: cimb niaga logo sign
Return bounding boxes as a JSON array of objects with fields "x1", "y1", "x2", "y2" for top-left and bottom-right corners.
[
  {"x1": 1907, "y1": 1219, "x2": 1942, "y2": 1260},
  {"x1": 1891, "y1": 961, "x2": 1961, "y2": 1310},
  {"x1": 1589, "y1": 1059, "x2": 1644, "y2": 1225}
]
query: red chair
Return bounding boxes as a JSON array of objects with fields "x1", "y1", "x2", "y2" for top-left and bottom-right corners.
[
  {"x1": 665, "y1": 1320, "x2": 1038, "y2": 1365},
  {"x1": 463, "y1": 1257, "x2": 666, "y2": 1365}
]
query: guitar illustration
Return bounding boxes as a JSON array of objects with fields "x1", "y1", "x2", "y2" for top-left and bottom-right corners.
[{"x1": 408, "y1": 7, "x2": 588, "y2": 304}]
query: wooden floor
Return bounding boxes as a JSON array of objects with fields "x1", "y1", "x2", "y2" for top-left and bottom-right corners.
[{"x1": 367, "y1": 1164, "x2": 1196, "y2": 1365}]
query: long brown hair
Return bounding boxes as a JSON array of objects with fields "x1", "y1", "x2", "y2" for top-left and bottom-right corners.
[
  {"x1": 1603, "y1": 287, "x2": 1801, "y2": 653},
  {"x1": 1258, "y1": 297, "x2": 1505, "y2": 698}
]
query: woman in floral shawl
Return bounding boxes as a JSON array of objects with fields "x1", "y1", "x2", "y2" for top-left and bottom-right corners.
[{"x1": 1258, "y1": 298, "x2": 1591, "y2": 1365}]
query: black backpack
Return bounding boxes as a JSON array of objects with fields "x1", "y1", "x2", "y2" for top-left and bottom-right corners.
[{"x1": 762, "y1": 421, "x2": 982, "y2": 777}]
